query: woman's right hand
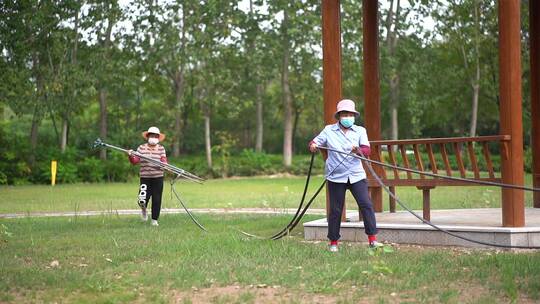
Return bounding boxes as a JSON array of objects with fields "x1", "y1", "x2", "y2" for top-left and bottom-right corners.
[
  {"x1": 127, "y1": 149, "x2": 134, "y2": 156},
  {"x1": 308, "y1": 142, "x2": 318, "y2": 153}
]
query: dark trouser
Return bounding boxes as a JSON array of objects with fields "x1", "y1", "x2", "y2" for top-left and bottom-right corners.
[
  {"x1": 138, "y1": 177, "x2": 164, "y2": 220},
  {"x1": 327, "y1": 179, "x2": 377, "y2": 241}
]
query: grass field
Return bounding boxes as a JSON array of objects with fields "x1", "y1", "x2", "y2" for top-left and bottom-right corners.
[
  {"x1": 1, "y1": 176, "x2": 539, "y2": 303},
  {"x1": 0, "y1": 175, "x2": 536, "y2": 214},
  {"x1": 1, "y1": 214, "x2": 540, "y2": 303}
]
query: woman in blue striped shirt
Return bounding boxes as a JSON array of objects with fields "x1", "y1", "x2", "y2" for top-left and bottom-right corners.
[{"x1": 309, "y1": 99, "x2": 380, "y2": 252}]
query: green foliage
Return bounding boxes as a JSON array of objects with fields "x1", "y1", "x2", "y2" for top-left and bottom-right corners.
[
  {"x1": 525, "y1": 148, "x2": 533, "y2": 173},
  {"x1": 78, "y1": 157, "x2": 106, "y2": 183},
  {"x1": 0, "y1": 0, "x2": 534, "y2": 186},
  {"x1": 171, "y1": 156, "x2": 211, "y2": 179},
  {"x1": 212, "y1": 132, "x2": 238, "y2": 178},
  {"x1": 1, "y1": 137, "x2": 517, "y2": 185},
  {"x1": 57, "y1": 162, "x2": 80, "y2": 184},
  {"x1": 0, "y1": 224, "x2": 13, "y2": 247},
  {"x1": 0, "y1": 122, "x2": 32, "y2": 184},
  {"x1": 232, "y1": 149, "x2": 274, "y2": 176},
  {"x1": 103, "y1": 152, "x2": 138, "y2": 182},
  {"x1": 367, "y1": 244, "x2": 395, "y2": 275}
]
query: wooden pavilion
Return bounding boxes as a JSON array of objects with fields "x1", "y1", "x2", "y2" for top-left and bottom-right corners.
[{"x1": 319, "y1": 0, "x2": 539, "y2": 228}]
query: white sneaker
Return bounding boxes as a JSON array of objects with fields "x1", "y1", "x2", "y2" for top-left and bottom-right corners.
[
  {"x1": 369, "y1": 241, "x2": 383, "y2": 248},
  {"x1": 141, "y1": 208, "x2": 148, "y2": 222},
  {"x1": 328, "y1": 244, "x2": 338, "y2": 252},
  {"x1": 151, "y1": 219, "x2": 159, "y2": 226}
]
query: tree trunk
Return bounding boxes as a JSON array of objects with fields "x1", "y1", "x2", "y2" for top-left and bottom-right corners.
[
  {"x1": 99, "y1": 89, "x2": 107, "y2": 160},
  {"x1": 282, "y1": 9, "x2": 293, "y2": 167},
  {"x1": 29, "y1": 104, "x2": 40, "y2": 167},
  {"x1": 28, "y1": 52, "x2": 44, "y2": 168},
  {"x1": 292, "y1": 107, "x2": 302, "y2": 155},
  {"x1": 172, "y1": 5, "x2": 186, "y2": 157},
  {"x1": 173, "y1": 110, "x2": 182, "y2": 157},
  {"x1": 470, "y1": 84, "x2": 479, "y2": 137},
  {"x1": 60, "y1": 118, "x2": 68, "y2": 152},
  {"x1": 390, "y1": 75, "x2": 400, "y2": 140},
  {"x1": 386, "y1": 0, "x2": 401, "y2": 140},
  {"x1": 29, "y1": 52, "x2": 43, "y2": 167},
  {"x1": 172, "y1": 71, "x2": 184, "y2": 157},
  {"x1": 30, "y1": 117, "x2": 39, "y2": 154},
  {"x1": 204, "y1": 109, "x2": 212, "y2": 169},
  {"x1": 97, "y1": 5, "x2": 115, "y2": 161},
  {"x1": 255, "y1": 83, "x2": 264, "y2": 152},
  {"x1": 469, "y1": 0, "x2": 481, "y2": 137},
  {"x1": 182, "y1": 101, "x2": 189, "y2": 152},
  {"x1": 136, "y1": 86, "x2": 142, "y2": 131},
  {"x1": 62, "y1": 6, "x2": 79, "y2": 154},
  {"x1": 249, "y1": 0, "x2": 264, "y2": 153}
]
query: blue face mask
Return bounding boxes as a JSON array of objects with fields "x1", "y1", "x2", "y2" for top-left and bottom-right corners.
[{"x1": 340, "y1": 117, "x2": 355, "y2": 128}]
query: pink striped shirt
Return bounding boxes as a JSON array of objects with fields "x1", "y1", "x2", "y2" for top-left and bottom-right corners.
[{"x1": 129, "y1": 143, "x2": 167, "y2": 178}]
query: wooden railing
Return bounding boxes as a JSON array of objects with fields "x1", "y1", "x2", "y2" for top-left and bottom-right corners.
[{"x1": 365, "y1": 135, "x2": 511, "y2": 220}]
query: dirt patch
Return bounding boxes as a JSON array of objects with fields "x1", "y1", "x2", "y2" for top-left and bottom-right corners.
[
  {"x1": 169, "y1": 281, "x2": 539, "y2": 304},
  {"x1": 170, "y1": 285, "x2": 358, "y2": 304}
]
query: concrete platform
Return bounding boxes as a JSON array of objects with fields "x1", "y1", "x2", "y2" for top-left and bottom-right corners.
[{"x1": 303, "y1": 208, "x2": 540, "y2": 248}]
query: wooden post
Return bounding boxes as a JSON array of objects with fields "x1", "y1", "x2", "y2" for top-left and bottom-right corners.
[
  {"x1": 531, "y1": 0, "x2": 540, "y2": 208},
  {"x1": 422, "y1": 189, "x2": 430, "y2": 221},
  {"x1": 322, "y1": 0, "x2": 342, "y2": 126},
  {"x1": 498, "y1": 0, "x2": 525, "y2": 227},
  {"x1": 362, "y1": 0, "x2": 383, "y2": 212},
  {"x1": 389, "y1": 186, "x2": 396, "y2": 213},
  {"x1": 322, "y1": 0, "x2": 346, "y2": 221},
  {"x1": 418, "y1": 186, "x2": 435, "y2": 221}
]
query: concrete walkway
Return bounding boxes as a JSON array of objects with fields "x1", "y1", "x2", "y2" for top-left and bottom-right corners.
[{"x1": 0, "y1": 208, "x2": 327, "y2": 219}]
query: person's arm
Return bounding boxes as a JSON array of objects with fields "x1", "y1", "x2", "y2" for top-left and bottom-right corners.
[
  {"x1": 128, "y1": 146, "x2": 141, "y2": 165},
  {"x1": 356, "y1": 128, "x2": 371, "y2": 156},
  {"x1": 160, "y1": 146, "x2": 168, "y2": 164},
  {"x1": 359, "y1": 145, "x2": 371, "y2": 157},
  {"x1": 309, "y1": 127, "x2": 328, "y2": 152}
]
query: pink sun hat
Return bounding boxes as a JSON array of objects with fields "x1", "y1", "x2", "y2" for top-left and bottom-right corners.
[{"x1": 334, "y1": 99, "x2": 360, "y2": 119}]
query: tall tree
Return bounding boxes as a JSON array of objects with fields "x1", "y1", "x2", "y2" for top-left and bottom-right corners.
[
  {"x1": 244, "y1": 0, "x2": 266, "y2": 152},
  {"x1": 434, "y1": 0, "x2": 493, "y2": 137},
  {"x1": 268, "y1": 0, "x2": 319, "y2": 166},
  {"x1": 281, "y1": 6, "x2": 293, "y2": 167},
  {"x1": 0, "y1": 1, "x2": 71, "y2": 164},
  {"x1": 86, "y1": 0, "x2": 122, "y2": 159},
  {"x1": 60, "y1": 2, "x2": 82, "y2": 152},
  {"x1": 385, "y1": 0, "x2": 402, "y2": 140}
]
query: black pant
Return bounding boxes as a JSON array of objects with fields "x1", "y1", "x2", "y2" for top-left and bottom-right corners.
[
  {"x1": 138, "y1": 177, "x2": 164, "y2": 220},
  {"x1": 327, "y1": 179, "x2": 377, "y2": 241}
]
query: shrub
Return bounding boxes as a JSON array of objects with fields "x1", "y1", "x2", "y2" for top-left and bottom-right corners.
[
  {"x1": 0, "y1": 172, "x2": 7, "y2": 185},
  {"x1": 171, "y1": 155, "x2": 213, "y2": 178},
  {"x1": 104, "y1": 153, "x2": 137, "y2": 182},
  {"x1": 290, "y1": 154, "x2": 325, "y2": 175},
  {"x1": 232, "y1": 150, "x2": 274, "y2": 176},
  {"x1": 57, "y1": 162, "x2": 80, "y2": 183},
  {"x1": 78, "y1": 157, "x2": 106, "y2": 182}
]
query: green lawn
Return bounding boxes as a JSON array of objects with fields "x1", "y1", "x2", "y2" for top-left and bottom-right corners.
[
  {"x1": 1, "y1": 176, "x2": 539, "y2": 303},
  {"x1": 0, "y1": 175, "x2": 535, "y2": 214},
  {"x1": 1, "y1": 214, "x2": 539, "y2": 303}
]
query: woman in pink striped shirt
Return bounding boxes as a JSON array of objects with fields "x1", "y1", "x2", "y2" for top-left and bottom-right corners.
[{"x1": 127, "y1": 126, "x2": 168, "y2": 226}]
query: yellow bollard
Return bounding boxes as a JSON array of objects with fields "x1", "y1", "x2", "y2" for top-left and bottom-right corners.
[{"x1": 51, "y1": 160, "x2": 57, "y2": 186}]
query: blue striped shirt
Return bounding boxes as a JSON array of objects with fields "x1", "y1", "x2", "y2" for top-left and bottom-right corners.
[{"x1": 312, "y1": 123, "x2": 370, "y2": 183}]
